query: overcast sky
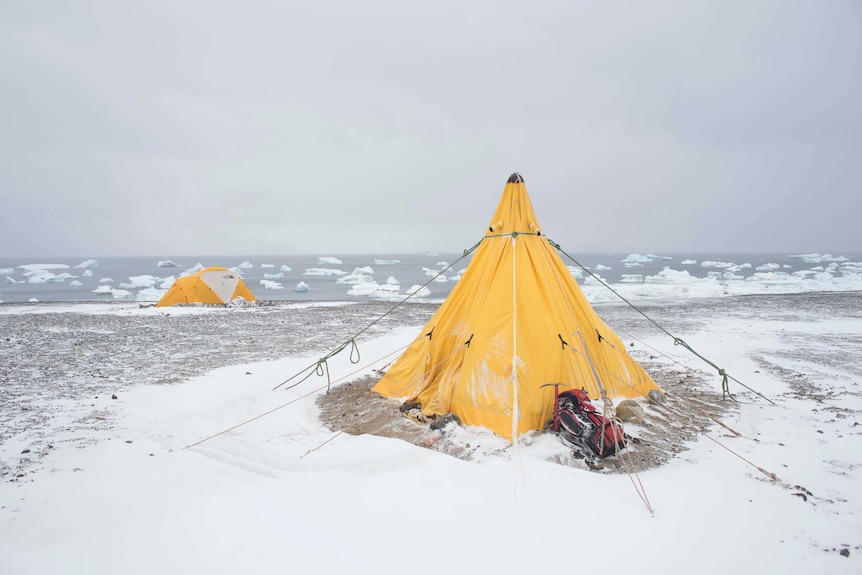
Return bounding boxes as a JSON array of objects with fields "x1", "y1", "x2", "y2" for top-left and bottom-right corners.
[{"x1": 1, "y1": 1, "x2": 860, "y2": 258}]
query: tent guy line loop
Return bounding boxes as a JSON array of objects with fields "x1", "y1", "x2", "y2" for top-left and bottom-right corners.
[
  {"x1": 273, "y1": 238, "x2": 485, "y2": 392},
  {"x1": 184, "y1": 343, "x2": 412, "y2": 450},
  {"x1": 547, "y1": 237, "x2": 775, "y2": 406}
]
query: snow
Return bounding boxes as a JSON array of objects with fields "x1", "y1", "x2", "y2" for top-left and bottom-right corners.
[{"x1": 0, "y1": 295, "x2": 859, "y2": 574}]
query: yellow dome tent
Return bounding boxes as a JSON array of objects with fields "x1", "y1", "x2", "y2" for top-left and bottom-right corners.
[
  {"x1": 373, "y1": 173, "x2": 661, "y2": 441},
  {"x1": 156, "y1": 267, "x2": 256, "y2": 307}
]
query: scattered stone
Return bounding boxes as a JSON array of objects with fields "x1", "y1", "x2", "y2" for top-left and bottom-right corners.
[
  {"x1": 21, "y1": 449, "x2": 30, "y2": 454},
  {"x1": 648, "y1": 389, "x2": 667, "y2": 404},
  {"x1": 430, "y1": 413, "x2": 461, "y2": 431},
  {"x1": 616, "y1": 400, "x2": 646, "y2": 424},
  {"x1": 111, "y1": 394, "x2": 118, "y2": 400},
  {"x1": 839, "y1": 548, "x2": 850, "y2": 557}
]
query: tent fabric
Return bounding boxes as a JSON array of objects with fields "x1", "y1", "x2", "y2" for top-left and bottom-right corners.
[
  {"x1": 156, "y1": 267, "x2": 256, "y2": 307},
  {"x1": 372, "y1": 173, "x2": 661, "y2": 441}
]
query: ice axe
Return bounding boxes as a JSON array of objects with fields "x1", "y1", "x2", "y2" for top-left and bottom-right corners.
[{"x1": 540, "y1": 382, "x2": 568, "y2": 433}]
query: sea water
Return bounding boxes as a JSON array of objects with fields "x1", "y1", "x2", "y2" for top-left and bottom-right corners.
[{"x1": 0, "y1": 252, "x2": 859, "y2": 304}]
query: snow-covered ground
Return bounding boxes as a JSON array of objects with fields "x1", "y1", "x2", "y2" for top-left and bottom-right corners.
[{"x1": 1, "y1": 293, "x2": 860, "y2": 574}]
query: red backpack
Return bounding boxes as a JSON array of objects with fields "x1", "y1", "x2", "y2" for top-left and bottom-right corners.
[{"x1": 554, "y1": 388, "x2": 626, "y2": 459}]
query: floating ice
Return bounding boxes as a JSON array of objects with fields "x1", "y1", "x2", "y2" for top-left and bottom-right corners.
[
  {"x1": 261, "y1": 264, "x2": 274, "y2": 268},
  {"x1": 0, "y1": 268, "x2": 13, "y2": 275},
  {"x1": 645, "y1": 268, "x2": 700, "y2": 285},
  {"x1": 137, "y1": 287, "x2": 166, "y2": 302},
  {"x1": 74, "y1": 259, "x2": 98, "y2": 269},
  {"x1": 157, "y1": 260, "x2": 179, "y2": 268},
  {"x1": 336, "y1": 268, "x2": 377, "y2": 285},
  {"x1": 681, "y1": 259, "x2": 697, "y2": 265},
  {"x1": 28, "y1": 298, "x2": 39, "y2": 303},
  {"x1": 374, "y1": 259, "x2": 400, "y2": 265},
  {"x1": 69, "y1": 280, "x2": 83, "y2": 287},
  {"x1": 185, "y1": 263, "x2": 205, "y2": 275},
  {"x1": 238, "y1": 261, "x2": 254, "y2": 269},
  {"x1": 263, "y1": 273, "x2": 284, "y2": 280},
  {"x1": 159, "y1": 277, "x2": 175, "y2": 289},
  {"x1": 755, "y1": 263, "x2": 780, "y2": 271},
  {"x1": 296, "y1": 281, "x2": 310, "y2": 293},
  {"x1": 26, "y1": 271, "x2": 76, "y2": 284},
  {"x1": 303, "y1": 268, "x2": 347, "y2": 276},
  {"x1": 99, "y1": 278, "x2": 114, "y2": 283},
  {"x1": 91, "y1": 286, "x2": 132, "y2": 299},
  {"x1": 82, "y1": 270, "x2": 93, "y2": 277},
  {"x1": 595, "y1": 264, "x2": 611, "y2": 271},
  {"x1": 790, "y1": 253, "x2": 849, "y2": 264},
  {"x1": 260, "y1": 280, "x2": 284, "y2": 290},
  {"x1": 567, "y1": 266, "x2": 584, "y2": 279},
  {"x1": 621, "y1": 274, "x2": 643, "y2": 283},
  {"x1": 5, "y1": 276, "x2": 18, "y2": 284},
  {"x1": 280, "y1": 265, "x2": 292, "y2": 272},
  {"x1": 407, "y1": 285, "x2": 431, "y2": 298},
  {"x1": 318, "y1": 257, "x2": 343, "y2": 265},
  {"x1": 622, "y1": 253, "x2": 670, "y2": 263},
  {"x1": 18, "y1": 263, "x2": 69, "y2": 272},
  {"x1": 346, "y1": 282, "x2": 380, "y2": 297},
  {"x1": 119, "y1": 275, "x2": 161, "y2": 289}
]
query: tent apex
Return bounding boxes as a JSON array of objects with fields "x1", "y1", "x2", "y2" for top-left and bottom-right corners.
[{"x1": 507, "y1": 172, "x2": 524, "y2": 184}]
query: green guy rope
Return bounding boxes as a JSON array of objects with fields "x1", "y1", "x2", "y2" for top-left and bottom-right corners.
[{"x1": 548, "y1": 238, "x2": 774, "y2": 406}]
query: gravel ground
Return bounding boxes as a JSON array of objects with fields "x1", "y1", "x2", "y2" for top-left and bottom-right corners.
[{"x1": 3, "y1": 292, "x2": 861, "y2": 479}]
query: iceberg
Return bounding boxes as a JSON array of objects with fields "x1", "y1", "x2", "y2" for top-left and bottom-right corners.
[
  {"x1": 347, "y1": 282, "x2": 381, "y2": 297},
  {"x1": 158, "y1": 260, "x2": 180, "y2": 268},
  {"x1": 119, "y1": 275, "x2": 161, "y2": 289},
  {"x1": 374, "y1": 259, "x2": 400, "y2": 265},
  {"x1": 280, "y1": 265, "x2": 292, "y2": 272},
  {"x1": 74, "y1": 259, "x2": 98, "y2": 269},
  {"x1": 406, "y1": 285, "x2": 431, "y2": 298},
  {"x1": 260, "y1": 280, "x2": 284, "y2": 290},
  {"x1": 238, "y1": 261, "x2": 254, "y2": 269},
  {"x1": 137, "y1": 287, "x2": 166, "y2": 302},
  {"x1": 303, "y1": 268, "x2": 347, "y2": 276},
  {"x1": 318, "y1": 257, "x2": 343, "y2": 265},
  {"x1": 263, "y1": 273, "x2": 284, "y2": 280},
  {"x1": 296, "y1": 281, "x2": 310, "y2": 293}
]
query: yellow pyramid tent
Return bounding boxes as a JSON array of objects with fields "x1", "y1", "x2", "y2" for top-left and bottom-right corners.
[
  {"x1": 156, "y1": 267, "x2": 256, "y2": 307},
  {"x1": 373, "y1": 173, "x2": 661, "y2": 440}
]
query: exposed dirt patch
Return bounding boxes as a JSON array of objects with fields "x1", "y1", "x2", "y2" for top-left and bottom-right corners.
[{"x1": 316, "y1": 357, "x2": 736, "y2": 473}]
